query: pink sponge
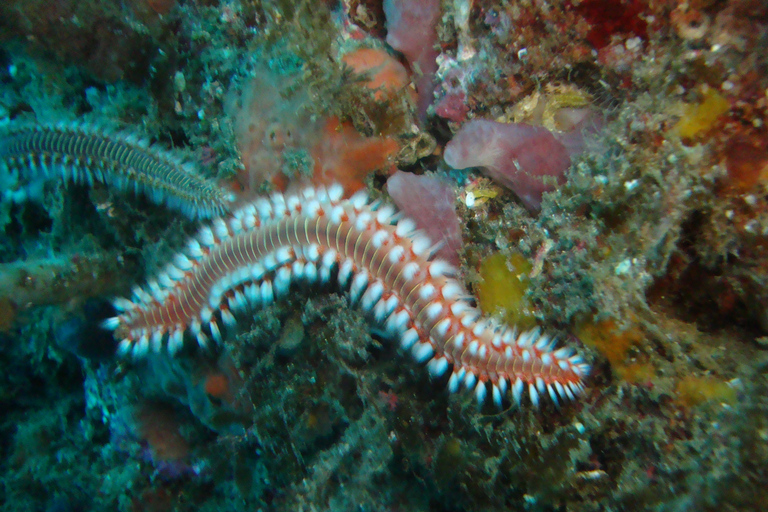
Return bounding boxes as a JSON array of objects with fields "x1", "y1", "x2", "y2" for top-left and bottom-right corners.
[
  {"x1": 444, "y1": 120, "x2": 572, "y2": 211},
  {"x1": 383, "y1": 0, "x2": 441, "y2": 123},
  {"x1": 386, "y1": 171, "x2": 462, "y2": 266}
]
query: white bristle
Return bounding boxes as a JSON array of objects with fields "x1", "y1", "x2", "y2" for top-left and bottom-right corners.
[
  {"x1": 412, "y1": 342, "x2": 434, "y2": 362},
  {"x1": 474, "y1": 381, "x2": 487, "y2": 404},
  {"x1": 328, "y1": 183, "x2": 344, "y2": 202},
  {"x1": 400, "y1": 328, "x2": 419, "y2": 350},
  {"x1": 395, "y1": 218, "x2": 416, "y2": 238},
  {"x1": 492, "y1": 384, "x2": 502, "y2": 408},
  {"x1": 427, "y1": 356, "x2": 449, "y2": 377}
]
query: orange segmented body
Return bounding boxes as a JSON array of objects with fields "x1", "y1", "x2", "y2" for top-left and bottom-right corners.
[{"x1": 105, "y1": 184, "x2": 589, "y2": 407}]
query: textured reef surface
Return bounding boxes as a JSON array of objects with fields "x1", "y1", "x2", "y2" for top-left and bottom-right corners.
[{"x1": 1, "y1": 0, "x2": 767, "y2": 511}]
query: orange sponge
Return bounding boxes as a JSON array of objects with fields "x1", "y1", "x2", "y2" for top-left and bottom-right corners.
[
  {"x1": 311, "y1": 116, "x2": 399, "y2": 194},
  {"x1": 342, "y1": 47, "x2": 411, "y2": 102}
]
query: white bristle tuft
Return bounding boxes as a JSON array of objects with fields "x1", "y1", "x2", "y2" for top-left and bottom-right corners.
[
  {"x1": 221, "y1": 308, "x2": 236, "y2": 326},
  {"x1": 400, "y1": 328, "x2": 419, "y2": 350},
  {"x1": 412, "y1": 342, "x2": 435, "y2": 362},
  {"x1": 350, "y1": 190, "x2": 368, "y2": 211},
  {"x1": 428, "y1": 260, "x2": 454, "y2": 278},
  {"x1": 474, "y1": 381, "x2": 487, "y2": 404},
  {"x1": 512, "y1": 378, "x2": 524, "y2": 405},
  {"x1": 361, "y1": 281, "x2": 384, "y2": 311},
  {"x1": 427, "y1": 356, "x2": 449, "y2": 378},
  {"x1": 213, "y1": 218, "x2": 229, "y2": 239},
  {"x1": 339, "y1": 259, "x2": 354, "y2": 287},
  {"x1": 261, "y1": 280, "x2": 274, "y2": 304},
  {"x1": 411, "y1": 235, "x2": 431, "y2": 256},
  {"x1": 350, "y1": 271, "x2": 370, "y2": 302},
  {"x1": 112, "y1": 297, "x2": 135, "y2": 312},
  {"x1": 328, "y1": 183, "x2": 344, "y2": 202},
  {"x1": 395, "y1": 218, "x2": 416, "y2": 238},
  {"x1": 174, "y1": 254, "x2": 193, "y2": 271},
  {"x1": 275, "y1": 266, "x2": 292, "y2": 296},
  {"x1": 529, "y1": 384, "x2": 540, "y2": 407},
  {"x1": 448, "y1": 368, "x2": 465, "y2": 393},
  {"x1": 102, "y1": 317, "x2": 121, "y2": 330},
  {"x1": 492, "y1": 384, "x2": 502, "y2": 408}
]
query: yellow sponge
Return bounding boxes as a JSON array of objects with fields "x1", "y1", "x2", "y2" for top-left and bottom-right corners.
[{"x1": 477, "y1": 252, "x2": 537, "y2": 330}]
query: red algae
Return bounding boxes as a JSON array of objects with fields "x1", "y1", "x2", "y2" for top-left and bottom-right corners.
[
  {"x1": 569, "y1": 0, "x2": 648, "y2": 49},
  {"x1": 435, "y1": 91, "x2": 469, "y2": 123},
  {"x1": 227, "y1": 66, "x2": 399, "y2": 194},
  {"x1": 144, "y1": 0, "x2": 176, "y2": 15},
  {"x1": 720, "y1": 132, "x2": 768, "y2": 192}
]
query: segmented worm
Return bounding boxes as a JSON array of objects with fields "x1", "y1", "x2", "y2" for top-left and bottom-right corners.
[{"x1": 105, "y1": 184, "x2": 589, "y2": 407}]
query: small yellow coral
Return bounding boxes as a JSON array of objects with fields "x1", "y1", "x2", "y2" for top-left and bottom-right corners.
[
  {"x1": 477, "y1": 252, "x2": 537, "y2": 330},
  {"x1": 673, "y1": 89, "x2": 730, "y2": 139}
]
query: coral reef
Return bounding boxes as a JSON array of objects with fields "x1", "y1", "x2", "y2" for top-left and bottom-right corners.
[{"x1": 1, "y1": 0, "x2": 768, "y2": 511}]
